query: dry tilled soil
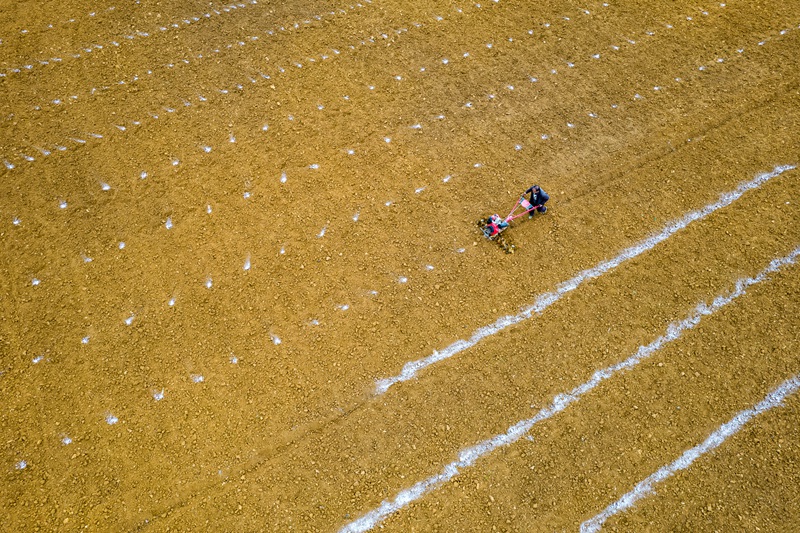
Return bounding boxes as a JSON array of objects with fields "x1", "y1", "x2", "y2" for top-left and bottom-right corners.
[{"x1": 1, "y1": 0, "x2": 799, "y2": 531}]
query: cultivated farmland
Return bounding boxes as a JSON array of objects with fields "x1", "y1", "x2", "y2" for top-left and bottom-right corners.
[{"x1": 1, "y1": 0, "x2": 799, "y2": 531}]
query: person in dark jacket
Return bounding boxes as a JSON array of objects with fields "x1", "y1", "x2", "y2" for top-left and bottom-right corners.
[{"x1": 525, "y1": 184, "x2": 549, "y2": 216}]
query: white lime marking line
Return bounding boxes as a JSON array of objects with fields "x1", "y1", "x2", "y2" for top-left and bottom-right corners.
[
  {"x1": 581, "y1": 372, "x2": 800, "y2": 533},
  {"x1": 342, "y1": 243, "x2": 800, "y2": 533},
  {"x1": 375, "y1": 164, "x2": 796, "y2": 395}
]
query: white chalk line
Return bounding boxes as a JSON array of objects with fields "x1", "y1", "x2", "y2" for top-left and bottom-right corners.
[
  {"x1": 375, "y1": 164, "x2": 797, "y2": 394},
  {"x1": 341, "y1": 243, "x2": 800, "y2": 533},
  {"x1": 580, "y1": 371, "x2": 800, "y2": 532}
]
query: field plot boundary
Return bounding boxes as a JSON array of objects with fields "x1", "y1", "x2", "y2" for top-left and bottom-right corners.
[
  {"x1": 375, "y1": 164, "x2": 796, "y2": 394},
  {"x1": 580, "y1": 373, "x2": 800, "y2": 532},
  {"x1": 343, "y1": 243, "x2": 800, "y2": 532}
]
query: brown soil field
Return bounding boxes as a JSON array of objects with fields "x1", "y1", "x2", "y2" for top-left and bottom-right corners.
[{"x1": 1, "y1": 0, "x2": 799, "y2": 531}]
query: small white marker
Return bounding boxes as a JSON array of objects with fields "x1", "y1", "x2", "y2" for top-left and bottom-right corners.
[
  {"x1": 272, "y1": 335, "x2": 282, "y2": 345},
  {"x1": 443, "y1": 175, "x2": 452, "y2": 183},
  {"x1": 82, "y1": 336, "x2": 90, "y2": 344},
  {"x1": 191, "y1": 374, "x2": 204, "y2": 383},
  {"x1": 61, "y1": 436, "x2": 72, "y2": 445},
  {"x1": 399, "y1": 276, "x2": 408, "y2": 283},
  {"x1": 59, "y1": 200, "x2": 68, "y2": 209},
  {"x1": 165, "y1": 217, "x2": 173, "y2": 229},
  {"x1": 318, "y1": 226, "x2": 327, "y2": 238},
  {"x1": 15, "y1": 460, "x2": 27, "y2": 470},
  {"x1": 32, "y1": 278, "x2": 40, "y2": 286},
  {"x1": 168, "y1": 297, "x2": 176, "y2": 307},
  {"x1": 125, "y1": 314, "x2": 135, "y2": 326},
  {"x1": 243, "y1": 255, "x2": 251, "y2": 270},
  {"x1": 153, "y1": 390, "x2": 164, "y2": 401},
  {"x1": 106, "y1": 414, "x2": 118, "y2": 425},
  {"x1": 205, "y1": 277, "x2": 213, "y2": 289},
  {"x1": 140, "y1": 171, "x2": 148, "y2": 179},
  {"x1": 101, "y1": 182, "x2": 111, "y2": 191}
]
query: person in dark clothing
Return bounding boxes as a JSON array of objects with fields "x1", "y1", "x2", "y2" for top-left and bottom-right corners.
[{"x1": 525, "y1": 184, "x2": 549, "y2": 217}]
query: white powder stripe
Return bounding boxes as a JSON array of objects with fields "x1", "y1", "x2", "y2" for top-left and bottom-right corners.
[
  {"x1": 375, "y1": 164, "x2": 796, "y2": 394},
  {"x1": 580, "y1": 373, "x2": 800, "y2": 533},
  {"x1": 341, "y1": 245, "x2": 800, "y2": 533}
]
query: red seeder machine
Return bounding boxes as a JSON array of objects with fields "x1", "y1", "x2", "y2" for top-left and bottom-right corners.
[{"x1": 477, "y1": 196, "x2": 543, "y2": 254}]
